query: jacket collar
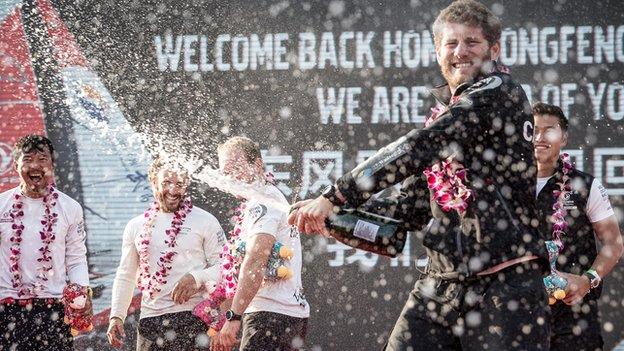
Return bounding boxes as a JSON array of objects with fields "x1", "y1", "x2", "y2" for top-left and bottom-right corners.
[{"x1": 429, "y1": 60, "x2": 509, "y2": 106}]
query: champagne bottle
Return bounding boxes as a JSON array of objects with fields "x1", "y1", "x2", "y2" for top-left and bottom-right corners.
[{"x1": 325, "y1": 208, "x2": 407, "y2": 258}]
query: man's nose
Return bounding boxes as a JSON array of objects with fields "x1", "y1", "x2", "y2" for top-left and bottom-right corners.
[
  {"x1": 534, "y1": 130, "x2": 545, "y2": 142},
  {"x1": 454, "y1": 41, "x2": 469, "y2": 57}
]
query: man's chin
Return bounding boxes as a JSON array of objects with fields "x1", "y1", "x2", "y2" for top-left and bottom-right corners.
[{"x1": 23, "y1": 182, "x2": 47, "y2": 194}]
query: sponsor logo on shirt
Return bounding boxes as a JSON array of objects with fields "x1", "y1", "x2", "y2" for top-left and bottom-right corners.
[
  {"x1": 563, "y1": 191, "x2": 578, "y2": 210},
  {"x1": 248, "y1": 204, "x2": 267, "y2": 224},
  {"x1": 288, "y1": 226, "x2": 300, "y2": 238},
  {"x1": 179, "y1": 226, "x2": 192, "y2": 235},
  {"x1": 0, "y1": 211, "x2": 11, "y2": 223},
  {"x1": 293, "y1": 287, "x2": 308, "y2": 308}
]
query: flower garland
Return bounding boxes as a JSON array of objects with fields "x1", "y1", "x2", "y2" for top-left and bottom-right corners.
[
  {"x1": 423, "y1": 161, "x2": 472, "y2": 214},
  {"x1": 550, "y1": 152, "x2": 573, "y2": 250},
  {"x1": 193, "y1": 202, "x2": 246, "y2": 335},
  {"x1": 193, "y1": 172, "x2": 277, "y2": 334},
  {"x1": 543, "y1": 153, "x2": 574, "y2": 304},
  {"x1": 137, "y1": 197, "x2": 193, "y2": 299},
  {"x1": 423, "y1": 96, "x2": 472, "y2": 215},
  {"x1": 9, "y1": 186, "x2": 59, "y2": 297}
]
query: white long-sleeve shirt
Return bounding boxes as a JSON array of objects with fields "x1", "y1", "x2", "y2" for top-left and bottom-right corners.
[
  {"x1": 0, "y1": 187, "x2": 89, "y2": 299},
  {"x1": 110, "y1": 206, "x2": 225, "y2": 321}
]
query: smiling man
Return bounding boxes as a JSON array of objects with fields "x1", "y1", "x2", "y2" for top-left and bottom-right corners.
[
  {"x1": 533, "y1": 102, "x2": 623, "y2": 351},
  {"x1": 290, "y1": 1, "x2": 550, "y2": 350},
  {"x1": 0, "y1": 134, "x2": 90, "y2": 351},
  {"x1": 107, "y1": 156, "x2": 225, "y2": 351}
]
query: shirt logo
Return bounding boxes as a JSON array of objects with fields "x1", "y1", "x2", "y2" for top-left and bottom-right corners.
[
  {"x1": 0, "y1": 211, "x2": 11, "y2": 223},
  {"x1": 248, "y1": 204, "x2": 267, "y2": 224}
]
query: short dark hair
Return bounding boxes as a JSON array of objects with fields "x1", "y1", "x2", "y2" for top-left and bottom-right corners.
[
  {"x1": 532, "y1": 102, "x2": 569, "y2": 131},
  {"x1": 432, "y1": 0, "x2": 502, "y2": 47},
  {"x1": 13, "y1": 134, "x2": 55, "y2": 162}
]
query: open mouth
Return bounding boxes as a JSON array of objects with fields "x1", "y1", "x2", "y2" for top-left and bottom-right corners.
[
  {"x1": 165, "y1": 194, "x2": 180, "y2": 202},
  {"x1": 28, "y1": 172, "x2": 44, "y2": 184},
  {"x1": 534, "y1": 144, "x2": 551, "y2": 150},
  {"x1": 452, "y1": 62, "x2": 472, "y2": 69}
]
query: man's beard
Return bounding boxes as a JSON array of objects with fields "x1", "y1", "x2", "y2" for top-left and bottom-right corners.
[
  {"x1": 441, "y1": 54, "x2": 492, "y2": 91},
  {"x1": 157, "y1": 193, "x2": 184, "y2": 212}
]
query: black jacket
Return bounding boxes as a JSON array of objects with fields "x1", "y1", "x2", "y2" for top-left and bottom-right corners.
[
  {"x1": 336, "y1": 69, "x2": 547, "y2": 277},
  {"x1": 536, "y1": 163, "x2": 602, "y2": 299}
]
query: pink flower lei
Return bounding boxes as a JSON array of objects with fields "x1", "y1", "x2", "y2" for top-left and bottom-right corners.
[
  {"x1": 424, "y1": 161, "x2": 472, "y2": 214},
  {"x1": 423, "y1": 99, "x2": 472, "y2": 215},
  {"x1": 9, "y1": 186, "x2": 59, "y2": 297},
  {"x1": 551, "y1": 153, "x2": 574, "y2": 251},
  {"x1": 193, "y1": 202, "x2": 246, "y2": 332},
  {"x1": 192, "y1": 172, "x2": 276, "y2": 332},
  {"x1": 137, "y1": 197, "x2": 193, "y2": 299}
]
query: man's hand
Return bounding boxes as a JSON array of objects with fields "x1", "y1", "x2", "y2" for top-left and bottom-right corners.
[
  {"x1": 171, "y1": 273, "x2": 200, "y2": 304},
  {"x1": 560, "y1": 272, "x2": 591, "y2": 305},
  {"x1": 288, "y1": 196, "x2": 334, "y2": 236},
  {"x1": 214, "y1": 320, "x2": 241, "y2": 351},
  {"x1": 106, "y1": 317, "x2": 125, "y2": 348}
]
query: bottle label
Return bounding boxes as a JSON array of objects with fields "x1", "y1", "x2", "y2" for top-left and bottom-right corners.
[{"x1": 353, "y1": 219, "x2": 379, "y2": 242}]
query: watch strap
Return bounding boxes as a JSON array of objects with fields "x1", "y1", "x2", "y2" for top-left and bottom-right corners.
[
  {"x1": 226, "y1": 309, "x2": 242, "y2": 321},
  {"x1": 584, "y1": 268, "x2": 601, "y2": 289},
  {"x1": 322, "y1": 185, "x2": 343, "y2": 206}
]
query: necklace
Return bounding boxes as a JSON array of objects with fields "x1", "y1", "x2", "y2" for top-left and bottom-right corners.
[
  {"x1": 136, "y1": 198, "x2": 193, "y2": 299},
  {"x1": 551, "y1": 153, "x2": 573, "y2": 250},
  {"x1": 8, "y1": 186, "x2": 59, "y2": 297}
]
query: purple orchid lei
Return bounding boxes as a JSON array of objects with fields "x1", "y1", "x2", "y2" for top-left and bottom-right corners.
[
  {"x1": 551, "y1": 153, "x2": 573, "y2": 251},
  {"x1": 137, "y1": 197, "x2": 193, "y2": 299},
  {"x1": 193, "y1": 172, "x2": 277, "y2": 333},
  {"x1": 193, "y1": 202, "x2": 245, "y2": 334},
  {"x1": 422, "y1": 96, "x2": 472, "y2": 215},
  {"x1": 9, "y1": 186, "x2": 59, "y2": 297}
]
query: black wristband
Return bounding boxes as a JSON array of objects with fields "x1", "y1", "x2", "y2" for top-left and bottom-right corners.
[
  {"x1": 225, "y1": 309, "x2": 242, "y2": 321},
  {"x1": 321, "y1": 185, "x2": 343, "y2": 206}
]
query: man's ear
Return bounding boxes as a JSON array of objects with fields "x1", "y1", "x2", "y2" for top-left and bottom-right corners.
[
  {"x1": 562, "y1": 131, "x2": 568, "y2": 147},
  {"x1": 489, "y1": 41, "x2": 501, "y2": 61},
  {"x1": 255, "y1": 158, "x2": 265, "y2": 173}
]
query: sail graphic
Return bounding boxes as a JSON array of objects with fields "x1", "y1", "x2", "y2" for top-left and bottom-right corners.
[
  {"x1": 0, "y1": 1, "x2": 47, "y2": 190},
  {"x1": 18, "y1": 0, "x2": 152, "y2": 324}
]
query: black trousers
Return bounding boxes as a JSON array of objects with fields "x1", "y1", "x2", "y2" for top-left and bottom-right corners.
[
  {"x1": 240, "y1": 311, "x2": 308, "y2": 351},
  {"x1": 0, "y1": 300, "x2": 73, "y2": 351},
  {"x1": 385, "y1": 262, "x2": 550, "y2": 351},
  {"x1": 550, "y1": 299, "x2": 603, "y2": 351},
  {"x1": 137, "y1": 311, "x2": 209, "y2": 351}
]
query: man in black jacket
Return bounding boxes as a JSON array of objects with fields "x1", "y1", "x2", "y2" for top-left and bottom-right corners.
[
  {"x1": 290, "y1": 1, "x2": 550, "y2": 350},
  {"x1": 533, "y1": 102, "x2": 623, "y2": 351}
]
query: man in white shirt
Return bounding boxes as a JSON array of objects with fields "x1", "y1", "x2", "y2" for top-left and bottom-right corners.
[
  {"x1": 107, "y1": 157, "x2": 225, "y2": 350},
  {"x1": 214, "y1": 136, "x2": 309, "y2": 351},
  {"x1": 0, "y1": 134, "x2": 90, "y2": 351},
  {"x1": 533, "y1": 102, "x2": 623, "y2": 351}
]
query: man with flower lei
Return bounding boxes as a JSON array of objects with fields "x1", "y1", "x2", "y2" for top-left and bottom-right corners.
[
  {"x1": 107, "y1": 156, "x2": 225, "y2": 350},
  {"x1": 212, "y1": 136, "x2": 309, "y2": 351},
  {"x1": 532, "y1": 102, "x2": 623, "y2": 351},
  {"x1": 0, "y1": 134, "x2": 91, "y2": 350},
  {"x1": 290, "y1": 1, "x2": 554, "y2": 349}
]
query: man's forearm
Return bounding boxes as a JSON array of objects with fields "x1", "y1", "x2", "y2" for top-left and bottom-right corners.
[
  {"x1": 591, "y1": 243, "x2": 623, "y2": 279},
  {"x1": 591, "y1": 216, "x2": 624, "y2": 279},
  {"x1": 230, "y1": 258, "x2": 266, "y2": 314}
]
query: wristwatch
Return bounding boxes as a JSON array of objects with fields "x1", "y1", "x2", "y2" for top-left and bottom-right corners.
[
  {"x1": 225, "y1": 309, "x2": 242, "y2": 321},
  {"x1": 584, "y1": 268, "x2": 601, "y2": 289},
  {"x1": 322, "y1": 185, "x2": 343, "y2": 206}
]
